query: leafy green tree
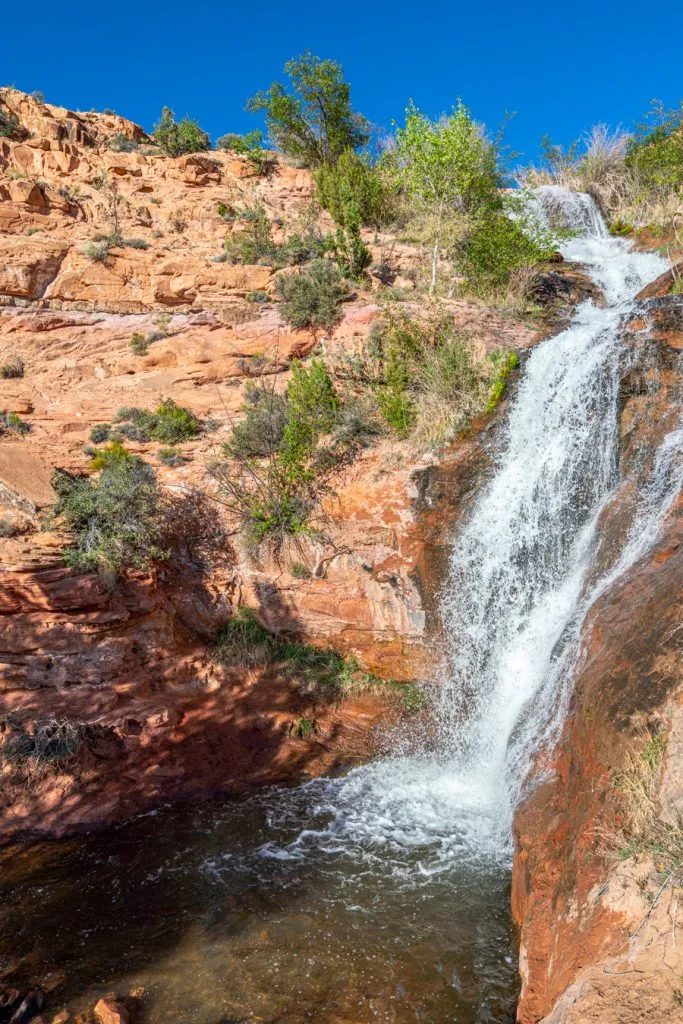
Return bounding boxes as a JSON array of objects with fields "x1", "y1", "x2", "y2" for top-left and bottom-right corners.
[
  {"x1": 394, "y1": 102, "x2": 500, "y2": 292},
  {"x1": 246, "y1": 51, "x2": 370, "y2": 167},
  {"x1": 153, "y1": 107, "x2": 210, "y2": 156}
]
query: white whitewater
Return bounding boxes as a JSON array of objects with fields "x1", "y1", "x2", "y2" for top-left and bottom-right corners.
[{"x1": 260, "y1": 187, "x2": 678, "y2": 873}]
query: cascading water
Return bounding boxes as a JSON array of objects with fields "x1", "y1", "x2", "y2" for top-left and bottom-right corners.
[
  {"x1": 254, "y1": 187, "x2": 676, "y2": 868},
  {"x1": 3, "y1": 188, "x2": 679, "y2": 1024}
]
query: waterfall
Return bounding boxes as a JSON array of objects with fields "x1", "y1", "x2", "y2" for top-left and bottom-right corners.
[{"x1": 258, "y1": 188, "x2": 677, "y2": 873}]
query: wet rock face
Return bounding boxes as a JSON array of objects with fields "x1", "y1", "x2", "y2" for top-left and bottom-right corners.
[{"x1": 512, "y1": 297, "x2": 683, "y2": 1023}]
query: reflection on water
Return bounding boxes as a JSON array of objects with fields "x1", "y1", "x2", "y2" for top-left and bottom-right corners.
[{"x1": 1, "y1": 782, "x2": 518, "y2": 1023}]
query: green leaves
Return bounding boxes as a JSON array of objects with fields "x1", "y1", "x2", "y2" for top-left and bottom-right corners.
[{"x1": 394, "y1": 101, "x2": 500, "y2": 214}]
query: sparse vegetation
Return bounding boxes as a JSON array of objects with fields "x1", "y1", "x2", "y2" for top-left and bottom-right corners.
[
  {"x1": 221, "y1": 202, "x2": 331, "y2": 268},
  {"x1": 606, "y1": 727, "x2": 683, "y2": 904},
  {"x1": 108, "y1": 133, "x2": 138, "y2": 153},
  {"x1": 215, "y1": 129, "x2": 274, "y2": 175},
  {"x1": 0, "y1": 519, "x2": 18, "y2": 538},
  {"x1": 0, "y1": 99, "x2": 27, "y2": 140},
  {"x1": 153, "y1": 106, "x2": 210, "y2": 156},
  {"x1": 366, "y1": 306, "x2": 512, "y2": 443},
  {"x1": 157, "y1": 447, "x2": 185, "y2": 468},
  {"x1": 0, "y1": 412, "x2": 31, "y2": 436},
  {"x1": 214, "y1": 607, "x2": 391, "y2": 702}
]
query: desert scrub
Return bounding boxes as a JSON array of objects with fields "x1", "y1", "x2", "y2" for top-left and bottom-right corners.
[
  {"x1": 368, "y1": 306, "x2": 497, "y2": 443},
  {"x1": 107, "y1": 133, "x2": 138, "y2": 153},
  {"x1": 606, "y1": 726, "x2": 683, "y2": 900},
  {"x1": 276, "y1": 259, "x2": 350, "y2": 331},
  {"x1": 0, "y1": 519, "x2": 18, "y2": 537},
  {"x1": 89, "y1": 423, "x2": 111, "y2": 443},
  {"x1": 157, "y1": 447, "x2": 185, "y2": 467},
  {"x1": 113, "y1": 399, "x2": 200, "y2": 445},
  {"x1": 52, "y1": 444, "x2": 169, "y2": 581},
  {"x1": 216, "y1": 360, "x2": 341, "y2": 542},
  {"x1": 129, "y1": 332, "x2": 149, "y2": 355},
  {"x1": 0, "y1": 412, "x2": 31, "y2": 436},
  {"x1": 214, "y1": 608, "x2": 392, "y2": 703},
  {"x1": 1, "y1": 717, "x2": 85, "y2": 779},
  {"x1": 221, "y1": 202, "x2": 331, "y2": 268},
  {"x1": 1, "y1": 356, "x2": 24, "y2": 379}
]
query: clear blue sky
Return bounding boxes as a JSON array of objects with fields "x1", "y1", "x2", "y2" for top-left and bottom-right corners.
[{"x1": 3, "y1": 0, "x2": 682, "y2": 163}]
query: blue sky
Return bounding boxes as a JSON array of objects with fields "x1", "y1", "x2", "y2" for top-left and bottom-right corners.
[{"x1": 3, "y1": 0, "x2": 682, "y2": 163}]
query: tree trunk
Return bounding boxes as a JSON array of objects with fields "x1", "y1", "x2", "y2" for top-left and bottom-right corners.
[{"x1": 430, "y1": 202, "x2": 443, "y2": 295}]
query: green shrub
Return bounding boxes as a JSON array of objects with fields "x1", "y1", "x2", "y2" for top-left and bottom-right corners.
[
  {"x1": 152, "y1": 398, "x2": 201, "y2": 444},
  {"x1": 1, "y1": 356, "x2": 24, "y2": 379},
  {"x1": 223, "y1": 203, "x2": 331, "y2": 268},
  {"x1": 315, "y1": 150, "x2": 396, "y2": 230},
  {"x1": 370, "y1": 307, "x2": 495, "y2": 442},
  {"x1": 52, "y1": 448, "x2": 168, "y2": 580},
  {"x1": 246, "y1": 289, "x2": 270, "y2": 303},
  {"x1": 89, "y1": 423, "x2": 111, "y2": 443},
  {"x1": 0, "y1": 412, "x2": 31, "y2": 436},
  {"x1": 283, "y1": 358, "x2": 340, "y2": 463},
  {"x1": 113, "y1": 399, "x2": 200, "y2": 445},
  {"x1": 227, "y1": 386, "x2": 289, "y2": 460},
  {"x1": 277, "y1": 259, "x2": 350, "y2": 331},
  {"x1": 246, "y1": 51, "x2": 369, "y2": 167},
  {"x1": 0, "y1": 519, "x2": 18, "y2": 538},
  {"x1": 215, "y1": 129, "x2": 274, "y2": 174},
  {"x1": 108, "y1": 133, "x2": 137, "y2": 153},
  {"x1": 0, "y1": 101, "x2": 27, "y2": 140},
  {"x1": 456, "y1": 212, "x2": 550, "y2": 295},
  {"x1": 626, "y1": 103, "x2": 683, "y2": 191},
  {"x1": 153, "y1": 107, "x2": 210, "y2": 156},
  {"x1": 290, "y1": 561, "x2": 311, "y2": 578},
  {"x1": 219, "y1": 360, "x2": 341, "y2": 542},
  {"x1": 129, "y1": 332, "x2": 149, "y2": 355}
]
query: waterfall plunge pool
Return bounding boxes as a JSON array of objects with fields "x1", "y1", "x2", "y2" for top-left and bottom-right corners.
[{"x1": 1, "y1": 784, "x2": 519, "y2": 1023}]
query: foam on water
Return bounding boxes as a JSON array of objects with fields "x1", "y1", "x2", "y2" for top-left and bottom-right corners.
[{"x1": 256, "y1": 188, "x2": 677, "y2": 874}]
